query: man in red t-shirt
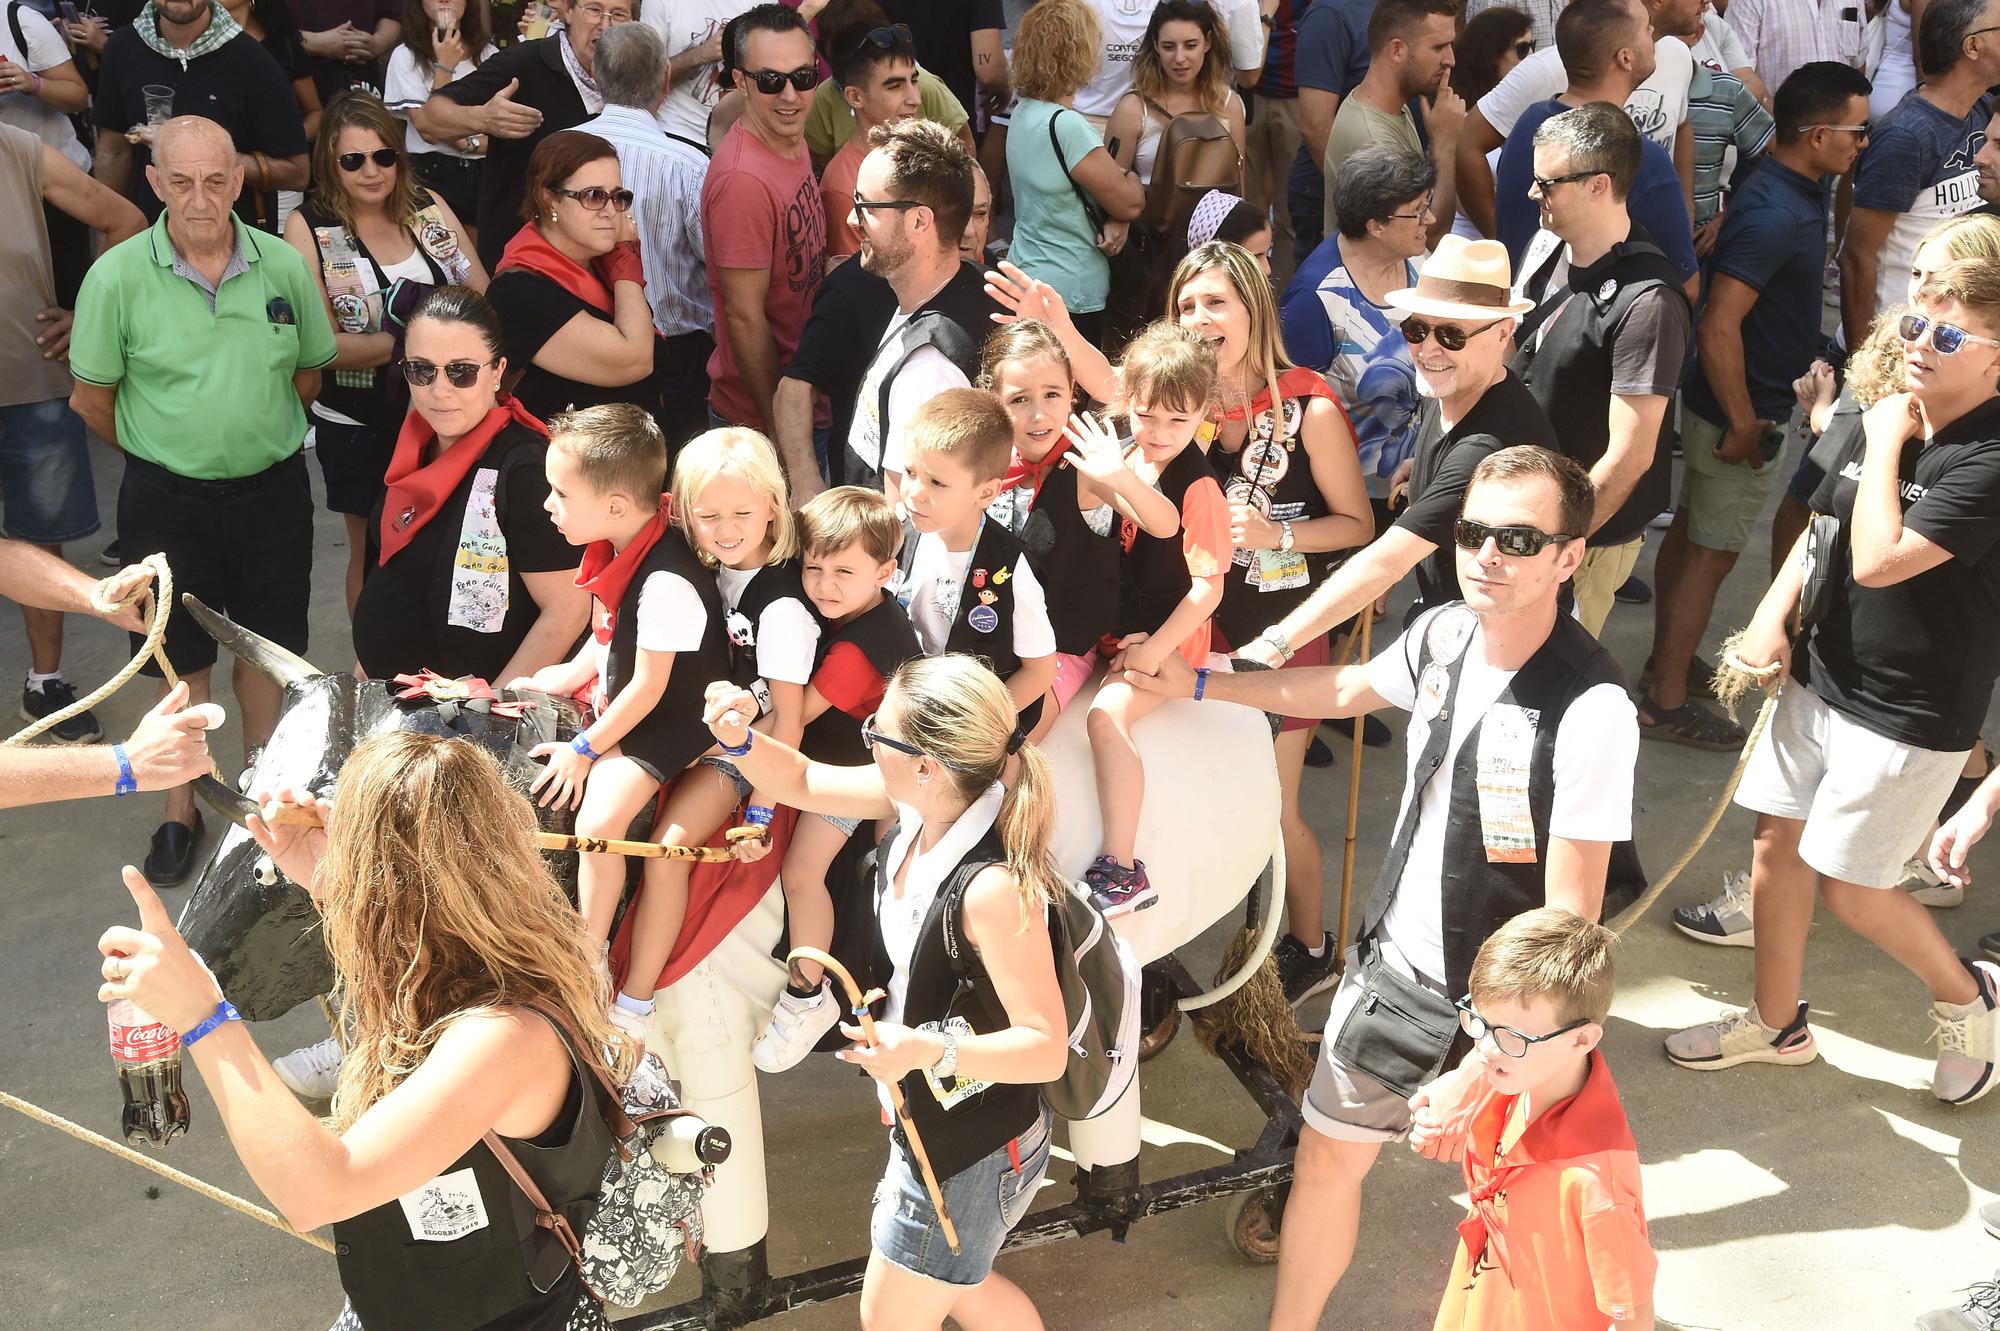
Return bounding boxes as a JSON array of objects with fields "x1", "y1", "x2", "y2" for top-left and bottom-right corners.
[{"x1": 700, "y1": 3, "x2": 826, "y2": 435}]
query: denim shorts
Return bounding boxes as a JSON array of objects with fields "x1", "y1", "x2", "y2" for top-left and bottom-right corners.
[
  {"x1": 0, "y1": 396, "x2": 98, "y2": 544},
  {"x1": 698, "y1": 754, "x2": 753, "y2": 800},
  {"x1": 817, "y1": 809, "x2": 863, "y2": 838},
  {"x1": 871, "y1": 1104, "x2": 1053, "y2": 1286}
]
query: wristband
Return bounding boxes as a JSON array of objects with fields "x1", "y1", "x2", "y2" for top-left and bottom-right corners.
[
  {"x1": 112, "y1": 742, "x2": 138, "y2": 797},
  {"x1": 1194, "y1": 667, "x2": 1210, "y2": 701},
  {"x1": 720, "y1": 733, "x2": 752, "y2": 757},
  {"x1": 570, "y1": 732, "x2": 600, "y2": 760},
  {"x1": 743, "y1": 805, "x2": 775, "y2": 827},
  {"x1": 30, "y1": 72, "x2": 43, "y2": 96},
  {"x1": 181, "y1": 999, "x2": 241, "y2": 1049}
]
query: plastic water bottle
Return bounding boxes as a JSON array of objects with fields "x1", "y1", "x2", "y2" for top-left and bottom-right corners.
[
  {"x1": 648, "y1": 1116, "x2": 731, "y2": 1172},
  {"x1": 108, "y1": 999, "x2": 190, "y2": 1148}
]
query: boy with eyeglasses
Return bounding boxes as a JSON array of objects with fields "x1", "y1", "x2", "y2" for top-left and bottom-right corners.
[
  {"x1": 1124, "y1": 443, "x2": 1643, "y2": 1331},
  {"x1": 1432, "y1": 906, "x2": 1656, "y2": 1331}
]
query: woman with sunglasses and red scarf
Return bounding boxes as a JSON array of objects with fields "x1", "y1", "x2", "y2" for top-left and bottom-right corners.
[
  {"x1": 349, "y1": 284, "x2": 589, "y2": 689},
  {"x1": 288, "y1": 91, "x2": 486, "y2": 616},
  {"x1": 485, "y1": 130, "x2": 668, "y2": 434}
]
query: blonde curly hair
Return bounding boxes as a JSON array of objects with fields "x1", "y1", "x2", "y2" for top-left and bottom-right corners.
[{"x1": 1012, "y1": 0, "x2": 1102, "y2": 103}]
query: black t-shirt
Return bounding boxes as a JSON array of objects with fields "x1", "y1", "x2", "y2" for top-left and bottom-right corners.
[
  {"x1": 1395, "y1": 369, "x2": 1560, "y2": 610},
  {"x1": 351, "y1": 423, "x2": 580, "y2": 681},
  {"x1": 93, "y1": 26, "x2": 309, "y2": 229},
  {"x1": 1798, "y1": 396, "x2": 2000, "y2": 752},
  {"x1": 435, "y1": 36, "x2": 588, "y2": 270},
  {"x1": 782, "y1": 256, "x2": 899, "y2": 458},
  {"x1": 285, "y1": 0, "x2": 399, "y2": 103},
  {"x1": 487, "y1": 269, "x2": 668, "y2": 428},
  {"x1": 881, "y1": 0, "x2": 1001, "y2": 116}
]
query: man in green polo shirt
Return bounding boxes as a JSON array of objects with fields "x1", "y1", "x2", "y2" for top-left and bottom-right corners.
[{"x1": 68, "y1": 115, "x2": 336, "y2": 887}]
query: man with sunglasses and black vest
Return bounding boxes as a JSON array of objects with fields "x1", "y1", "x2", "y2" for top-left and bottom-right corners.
[
  {"x1": 1511, "y1": 100, "x2": 1694, "y2": 636},
  {"x1": 1127, "y1": 443, "x2": 1642, "y2": 1331}
]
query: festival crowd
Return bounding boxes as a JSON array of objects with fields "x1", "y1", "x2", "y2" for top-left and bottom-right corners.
[{"x1": 7, "y1": 0, "x2": 2000, "y2": 1326}]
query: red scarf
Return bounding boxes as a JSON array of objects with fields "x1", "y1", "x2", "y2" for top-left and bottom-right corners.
[
  {"x1": 575, "y1": 504, "x2": 672, "y2": 642},
  {"x1": 1002, "y1": 439, "x2": 1073, "y2": 500},
  {"x1": 377, "y1": 396, "x2": 548, "y2": 566},
  {"x1": 1216, "y1": 366, "x2": 1340, "y2": 422},
  {"x1": 495, "y1": 222, "x2": 613, "y2": 314}
]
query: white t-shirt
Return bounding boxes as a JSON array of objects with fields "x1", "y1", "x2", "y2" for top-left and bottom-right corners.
[
  {"x1": 590, "y1": 567, "x2": 711, "y2": 695},
  {"x1": 1074, "y1": 0, "x2": 1266, "y2": 119},
  {"x1": 0, "y1": 5, "x2": 86, "y2": 169},
  {"x1": 642, "y1": 0, "x2": 751, "y2": 144},
  {"x1": 849, "y1": 308, "x2": 972, "y2": 480},
  {"x1": 1477, "y1": 40, "x2": 1693, "y2": 152},
  {"x1": 714, "y1": 562, "x2": 820, "y2": 687},
  {"x1": 384, "y1": 43, "x2": 500, "y2": 158},
  {"x1": 1691, "y1": 13, "x2": 1752, "y2": 76},
  {"x1": 1363, "y1": 607, "x2": 1638, "y2": 983},
  {"x1": 903, "y1": 534, "x2": 1058, "y2": 663}
]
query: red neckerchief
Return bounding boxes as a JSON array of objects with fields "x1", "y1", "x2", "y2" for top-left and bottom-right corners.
[
  {"x1": 1002, "y1": 440, "x2": 1073, "y2": 500},
  {"x1": 575, "y1": 503, "x2": 672, "y2": 643},
  {"x1": 495, "y1": 222, "x2": 613, "y2": 314},
  {"x1": 1215, "y1": 365, "x2": 1340, "y2": 422},
  {"x1": 377, "y1": 396, "x2": 547, "y2": 565},
  {"x1": 1456, "y1": 1050, "x2": 1638, "y2": 1287}
]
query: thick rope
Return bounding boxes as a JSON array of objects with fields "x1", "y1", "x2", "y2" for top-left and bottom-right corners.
[
  {"x1": 4, "y1": 552, "x2": 179, "y2": 746},
  {"x1": 0, "y1": 1091, "x2": 333, "y2": 1253}
]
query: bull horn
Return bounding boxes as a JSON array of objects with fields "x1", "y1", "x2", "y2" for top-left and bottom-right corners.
[
  {"x1": 191, "y1": 774, "x2": 260, "y2": 829},
  {"x1": 182, "y1": 594, "x2": 323, "y2": 687}
]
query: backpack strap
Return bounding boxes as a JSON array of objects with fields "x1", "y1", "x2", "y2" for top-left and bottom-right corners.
[
  {"x1": 1046, "y1": 107, "x2": 1106, "y2": 232},
  {"x1": 937, "y1": 858, "x2": 1006, "y2": 979},
  {"x1": 481, "y1": 1131, "x2": 587, "y2": 1266},
  {"x1": 5, "y1": 4, "x2": 26, "y2": 61}
]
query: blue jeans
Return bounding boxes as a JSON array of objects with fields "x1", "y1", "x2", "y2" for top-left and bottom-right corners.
[
  {"x1": 0, "y1": 397, "x2": 98, "y2": 544},
  {"x1": 870, "y1": 1104, "x2": 1053, "y2": 1285}
]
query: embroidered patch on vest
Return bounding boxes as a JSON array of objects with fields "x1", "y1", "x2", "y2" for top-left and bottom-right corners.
[
  {"x1": 397, "y1": 1167, "x2": 490, "y2": 1242},
  {"x1": 446, "y1": 467, "x2": 509, "y2": 633},
  {"x1": 1475, "y1": 703, "x2": 1539, "y2": 864}
]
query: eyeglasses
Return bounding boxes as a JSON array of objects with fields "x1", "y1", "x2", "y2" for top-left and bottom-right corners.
[
  {"x1": 742, "y1": 64, "x2": 820, "y2": 94},
  {"x1": 401, "y1": 357, "x2": 495, "y2": 387},
  {"x1": 571, "y1": 2, "x2": 631, "y2": 22},
  {"x1": 1530, "y1": 168, "x2": 1601, "y2": 194},
  {"x1": 859, "y1": 712, "x2": 921, "y2": 757},
  {"x1": 1796, "y1": 121, "x2": 1871, "y2": 137},
  {"x1": 1455, "y1": 997, "x2": 1591, "y2": 1059},
  {"x1": 1400, "y1": 316, "x2": 1499, "y2": 352},
  {"x1": 336, "y1": 148, "x2": 399, "y2": 172},
  {"x1": 1453, "y1": 517, "x2": 1575, "y2": 557},
  {"x1": 1899, "y1": 312, "x2": 2000, "y2": 355},
  {"x1": 1512, "y1": 39, "x2": 1534, "y2": 58},
  {"x1": 553, "y1": 185, "x2": 634, "y2": 212},
  {"x1": 1385, "y1": 191, "x2": 1434, "y2": 222},
  {"x1": 853, "y1": 192, "x2": 923, "y2": 214}
]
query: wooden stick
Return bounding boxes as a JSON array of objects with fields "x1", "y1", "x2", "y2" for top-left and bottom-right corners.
[
  {"x1": 1337, "y1": 610, "x2": 1373, "y2": 949},
  {"x1": 787, "y1": 945, "x2": 959, "y2": 1254},
  {"x1": 258, "y1": 803, "x2": 763, "y2": 862}
]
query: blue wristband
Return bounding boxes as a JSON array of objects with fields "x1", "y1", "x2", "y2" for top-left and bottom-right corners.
[
  {"x1": 1194, "y1": 667, "x2": 1210, "y2": 701},
  {"x1": 181, "y1": 999, "x2": 241, "y2": 1049},
  {"x1": 112, "y1": 742, "x2": 138, "y2": 796},
  {"x1": 570, "y1": 732, "x2": 600, "y2": 761},
  {"x1": 721, "y1": 732, "x2": 752, "y2": 758},
  {"x1": 743, "y1": 804, "x2": 775, "y2": 827}
]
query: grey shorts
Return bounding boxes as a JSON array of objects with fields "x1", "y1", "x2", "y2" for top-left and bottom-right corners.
[
  {"x1": 698, "y1": 754, "x2": 753, "y2": 801},
  {"x1": 1300, "y1": 947, "x2": 1421, "y2": 1143},
  {"x1": 1734, "y1": 683, "x2": 1970, "y2": 887}
]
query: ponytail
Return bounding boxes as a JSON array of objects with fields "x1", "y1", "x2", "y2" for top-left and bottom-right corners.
[{"x1": 996, "y1": 740, "x2": 1067, "y2": 919}]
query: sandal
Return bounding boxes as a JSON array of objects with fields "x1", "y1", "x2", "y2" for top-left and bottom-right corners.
[
  {"x1": 1638, "y1": 694, "x2": 1745, "y2": 751},
  {"x1": 1638, "y1": 654, "x2": 1722, "y2": 702}
]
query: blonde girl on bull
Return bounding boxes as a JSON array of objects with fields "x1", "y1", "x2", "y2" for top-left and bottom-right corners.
[{"x1": 701, "y1": 654, "x2": 1066, "y2": 1331}]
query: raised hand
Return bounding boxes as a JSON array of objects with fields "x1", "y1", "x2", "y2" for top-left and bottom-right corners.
[
  {"x1": 984, "y1": 259, "x2": 1075, "y2": 333},
  {"x1": 1062, "y1": 411, "x2": 1126, "y2": 479},
  {"x1": 245, "y1": 783, "x2": 334, "y2": 893},
  {"x1": 483, "y1": 78, "x2": 544, "y2": 139},
  {"x1": 98, "y1": 866, "x2": 226, "y2": 1034},
  {"x1": 1423, "y1": 68, "x2": 1465, "y2": 149}
]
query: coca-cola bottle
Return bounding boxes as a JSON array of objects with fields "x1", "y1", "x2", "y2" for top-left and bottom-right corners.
[{"x1": 108, "y1": 999, "x2": 190, "y2": 1147}]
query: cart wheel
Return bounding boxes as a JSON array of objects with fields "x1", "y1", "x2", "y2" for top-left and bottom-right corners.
[
  {"x1": 1223, "y1": 1189, "x2": 1282, "y2": 1264},
  {"x1": 1137, "y1": 1001, "x2": 1180, "y2": 1062}
]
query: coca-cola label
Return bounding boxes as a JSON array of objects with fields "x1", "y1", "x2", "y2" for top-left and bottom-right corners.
[
  {"x1": 108, "y1": 1008, "x2": 181, "y2": 1063},
  {"x1": 398, "y1": 1168, "x2": 489, "y2": 1242}
]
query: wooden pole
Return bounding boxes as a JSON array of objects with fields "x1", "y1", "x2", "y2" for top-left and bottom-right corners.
[
  {"x1": 1337, "y1": 610, "x2": 1373, "y2": 949},
  {"x1": 258, "y1": 803, "x2": 762, "y2": 861}
]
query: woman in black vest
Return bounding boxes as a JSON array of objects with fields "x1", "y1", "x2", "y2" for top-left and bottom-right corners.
[
  {"x1": 94, "y1": 731, "x2": 627, "y2": 1331},
  {"x1": 702, "y1": 654, "x2": 1067, "y2": 1330},
  {"x1": 351, "y1": 285, "x2": 589, "y2": 685}
]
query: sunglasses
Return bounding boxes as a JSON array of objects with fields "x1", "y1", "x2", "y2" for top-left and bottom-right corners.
[
  {"x1": 853, "y1": 191, "x2": 923, "y2": 214},
  {"x1": 1796, "y1": 120, "x2": 1870, "y2": 137},
  {"x1": 1400, "y1": 316, "x2": 1499, "y2": 352},
  {"x1": 1898, "y1": 312, "x2": 2000, "y2": 356},
  {"x1": 1455, "y1": 997, "x2": 1590, "y2": 1059},
  {"x1": 1453, "y1": 517, "x2": 1574, "y2": 557},
  {"x1": 553, "y1": 185, "x2": 634, "y2": 212},
  {"x1": 1531, "y1": 168, "x2": 1601, "y2": 194},
  {"x1": 402, "y1": 356, "x2": 495, "y2": 387},
  {"x1": 860, "y1": 711, "x2": 922, "y2": 757},
  {"x1": 842, "y1": 22, "x2": 913, "y2": 59},
  {"x1": 1512, "y1": 39, "x2": 1534, "y2": 58},
  {"x1": 336, "y1": 148, "x2": 399, "y2": 172},
  {"x1": 742, "y1": 64, "x2": 820, "y2": 94}
]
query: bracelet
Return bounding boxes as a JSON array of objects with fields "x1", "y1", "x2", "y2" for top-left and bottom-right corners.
[
  {"x1": 31, "y1": 72, "x2": 43, "y2": 95},
  {"x1": 112, "y1": 742, "x2": 138, "y2": 797},
  {"x1": 720, "y1": 733, "x2": 752, "y2": 758},
  {"x1": 570, "y1": 732, "x2": 600, "y2": 760},
  {"x1": 1194, "y1": 667, "x2": 1210, "y2": 701},
  {"x1": 182, "y1": 999, "x2": 241, "y2": 1049},
  {"x1": 743, "y1": 804, "x2": 775, "y2": 827}
]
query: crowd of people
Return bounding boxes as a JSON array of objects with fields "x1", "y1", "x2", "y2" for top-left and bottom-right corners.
[{"x1": 8, "y1": 0, "x2": 2000, "y2": 1326}]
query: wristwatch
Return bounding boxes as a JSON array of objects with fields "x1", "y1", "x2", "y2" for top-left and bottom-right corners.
[
  {"x1": 1279, "y1": 520, "x2": 1297, "y2": 554},
  {"x1": 1257, "y1": 627, "x2": 1297, "y2": 663},
  {"x1": 932, "y1": 1027, "x2": 959, "y2": 1080}
]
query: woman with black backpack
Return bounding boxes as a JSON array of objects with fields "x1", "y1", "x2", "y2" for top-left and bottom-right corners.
[{"x1": 702, "y1": 654, "x2": 1068, "y2": 1331}]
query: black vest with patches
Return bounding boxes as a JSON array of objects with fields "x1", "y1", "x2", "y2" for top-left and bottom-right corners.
[
  {"x1": 603, "y1": 530, "x2": 733, "y2": 778},
  {"x1": 1015, "y1": 460, "x2": 1121, "y2": 658},
  {"x1": 1511, "y1": 232, "x2": 1689, "y2": 547},
  {"x1": 862, "y1": 823, "x2": 1044, "y2": 1181},
  {"x1": 837, "y1": 262, "x2": 996, "y2": 490},
  {"x1": 900, "y1": 518, "x2": 1028, "y2": 684},
  {"x1": 720, "y1": 559, "x2": 809, "y2": 709},
  {"x1": 799, "y1": 592, "x2": 923, "y2": 766},
  {"x1": 1361, "y1": 604, "x2": 1647, "y2": 996}
]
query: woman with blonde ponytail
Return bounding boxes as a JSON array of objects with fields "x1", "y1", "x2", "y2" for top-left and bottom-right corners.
[
  {"x1": 703, "y1": 654, "x2": 1067, "y2": 1331},
  {"x1": 93, "y1": 731, "x2": 631, "y2": 1331}
]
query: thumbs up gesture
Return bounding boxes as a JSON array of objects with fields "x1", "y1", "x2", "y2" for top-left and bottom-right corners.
[
  {"x1": 484, "y1": 77, "x2": 544, "y2": 139},
  {"x1": 98, "y1": 866, "x2": 226, "y2": 1034}
]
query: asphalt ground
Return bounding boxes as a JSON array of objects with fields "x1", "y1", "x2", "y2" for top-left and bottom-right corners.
[{"x1": 3, "y1": 438, "x2": 1998, "y2": 1331}]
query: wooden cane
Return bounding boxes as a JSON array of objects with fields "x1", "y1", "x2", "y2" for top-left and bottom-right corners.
[
  {"x1": 257, "y1": 803, "x2": 764, "y2": 861},
  {"x1": 1337, "y1": 609, "x2": 1373, "y2": 948},
  {"x1": 787, "y1": 944, "x2": 960, "y2": 1254}
]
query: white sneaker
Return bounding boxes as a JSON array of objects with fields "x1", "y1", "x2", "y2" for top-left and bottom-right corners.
[
  {"x1": 1672, "y1": 871, "x2": 1756, "y2": 947},
  {"x1": 272, "y1": 1035, "x2": 343, "y2": 1098},
  {"x1": 752, "y1": 980, "x2": 840, "y2": 1074},
  {"x1": 1915, "y1": 1271, "x2": 2000, "y2": 1330},
  {"x1": 1901, "y1": 857, "x2": 1965, "y2": 908},
  {"x1": 1665, "y1": 1000, "x2": 1819, "y2": 1070},
  {"x1": 1649, "y1": 509, "x2": 1674, "y2": 530},
  {"x1": 1931, "y1": 960, "x2": 2000, "y2": 1105}
]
